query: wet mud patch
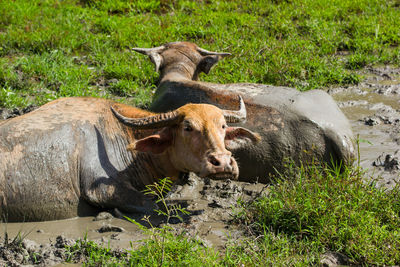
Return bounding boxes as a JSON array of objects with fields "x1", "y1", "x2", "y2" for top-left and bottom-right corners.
[
  {"x1": 1, "y1": 216, "x2": 145, "y2": 266},
  {"x1": 162, "y1": 174, "x2": 267, "y2": 249},
  {"x1": 328, "y1": 65, "x2": 400, "y2": 188},
  {"x1": 0, "y1": 235, "x2": 75, "y2": 266}
]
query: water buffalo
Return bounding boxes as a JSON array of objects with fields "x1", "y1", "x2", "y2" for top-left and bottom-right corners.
[
  {"x1": 133, "y1": 42, "x2": 355, "y2": 182},
  {"x1": 0, "y1": 97, "x2": 259, "y2": 221}
]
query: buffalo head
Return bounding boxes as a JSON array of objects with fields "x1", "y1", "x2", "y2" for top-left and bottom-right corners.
[
  {"x1": 132, "y1": 41, "x2": 230, "y2": 81},
  {"x1": 111, "y1": 96, "x2": 260, "y2": 180}
]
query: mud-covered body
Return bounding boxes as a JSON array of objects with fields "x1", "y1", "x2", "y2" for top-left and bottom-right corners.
[
  {"x1": 0, "y1": 97, "x2": 258, "y2": 221},
  {"x1": 0, "y1": 98, "x2": 158, "y2": 221}
]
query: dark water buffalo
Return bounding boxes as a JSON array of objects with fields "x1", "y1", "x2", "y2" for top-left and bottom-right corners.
[
  {"x1": 0, "y1": 97, "x2": 259, "y2": 221},
  {"x1": 133, "y1": 42, "x2": 355, "y2": 182}
]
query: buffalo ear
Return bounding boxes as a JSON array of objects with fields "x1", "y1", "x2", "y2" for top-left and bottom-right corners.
[
  {"x1": 149, "y1": 53, "x2": 163, "y2": 73},
  {"x1": 129, "y1": 128, "x2": 173, "y2": 154},
  {"x1": 198, "y1": 55, "x2": 221, "y2": 74},
  {"x1": 225, "y1": 127, "x2": 261, "y2": 150},
  {"x1": 131, "y1": 46, "x2": 165, "y2": 73}
]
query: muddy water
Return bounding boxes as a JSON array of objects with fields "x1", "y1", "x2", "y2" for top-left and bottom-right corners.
[
  {"x1": 2, "y1": 216, "x2": 145, "y2": 249},
  {"x1": 329, "y1": 66, "x2": 400, "y2": 188}
]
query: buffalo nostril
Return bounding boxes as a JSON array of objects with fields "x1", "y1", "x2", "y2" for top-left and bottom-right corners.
[
  {"x1": 209, "y1": 155, "x2": 221, "y2": 166},
  {"x1": 226, "y1": 158, "x2": 234, "y2": 172}
]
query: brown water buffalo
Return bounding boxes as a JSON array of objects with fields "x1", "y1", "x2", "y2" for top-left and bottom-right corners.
[
  {"x1": 133, "y1": 42, "x2": 355, "y2": 182},
  {"x1": 0, "y1": 97, "x2": 259, "y2": 221}
]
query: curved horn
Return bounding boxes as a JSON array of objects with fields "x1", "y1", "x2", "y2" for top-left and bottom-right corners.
[
  {"x1": 132, "y1": 45, "x2": 166, "y2": 72},
  {"x1": 196, "y1": 46, "x2": 231, "y2": 57},
  {"x1": 222, "y1": 95, "x2": 247, "y2": 123},
  {"x1": 111, "y1": 106, "x2": 182, "y2": 129},
  {"x1": 131, "y1": 46, "x2": 166, "y2": 55}
]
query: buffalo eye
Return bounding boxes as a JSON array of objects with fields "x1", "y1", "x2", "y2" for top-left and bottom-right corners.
[{"x1": 184, "y1": 125, "x2": 193, "y2": 132}]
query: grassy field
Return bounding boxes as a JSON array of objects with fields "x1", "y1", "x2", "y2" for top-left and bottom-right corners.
[
  {"x1": 1, "y1": 0, "x2": 400, "y2": 265},
  {"x1": 0, "y1": 0, "x2": 399, "y2": 108}
]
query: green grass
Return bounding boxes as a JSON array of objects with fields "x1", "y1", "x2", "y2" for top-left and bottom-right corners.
[
  {"x1": 230, "y1": 163, "x2": 400, "y2": 266},
  {"x1": 0, "y1": 0, "x2": 399, "y2": 108},
  {"x1": 65, "y1": 230, "x2": 220, "y2": 266}
]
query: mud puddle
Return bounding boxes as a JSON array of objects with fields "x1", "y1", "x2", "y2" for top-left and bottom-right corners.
[
  {"x1": 1, "y1": 214, "x2": 146, "y2": 265},
  {"x1": 2, "y1": 216, "x2": 145, "y2": 249},
  {"x1": 328, "y1": 66, "x2": 400, "y2": 188}
]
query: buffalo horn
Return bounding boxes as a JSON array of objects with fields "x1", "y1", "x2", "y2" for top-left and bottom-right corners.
[
  {"x1": 111, "y1": 107, "x2": 182, "y2": 129},
  {"x1": 132, "y1": 46, "x2": 166, "y2": 72},
  {"x1": 196, "y1": 47, "x2": 231, "y2": 57},
  {"x1": 131, "y1": 46, "x2": 166, "y2": 55},
  {"x1": 222, "y1": 95, "x2": 247, "y2": 123}
]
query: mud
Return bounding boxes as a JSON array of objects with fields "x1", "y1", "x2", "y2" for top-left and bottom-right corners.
[
  {"x1": 328, "y1": 66, "x2": 400, "y2": 188},
  {"x1": 0, "y1": 214, "x2": 146, "y2": 265},
  {"x1": 1, "y1": 66, "x2": 399, "y2": 265}
]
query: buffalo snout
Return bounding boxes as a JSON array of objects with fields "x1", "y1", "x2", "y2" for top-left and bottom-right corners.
[{"x1": 206, "y1": 151, "x2": 238, "y2": 180}]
